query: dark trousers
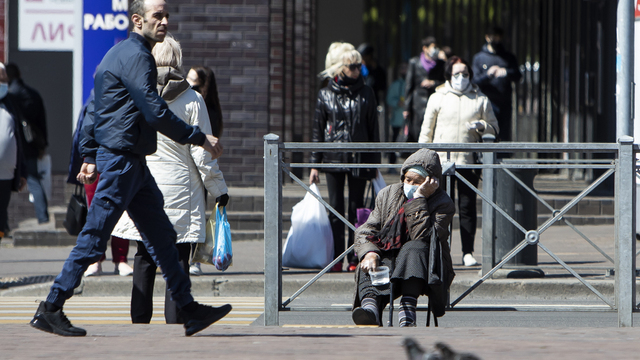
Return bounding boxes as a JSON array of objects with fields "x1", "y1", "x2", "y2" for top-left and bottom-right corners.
[
  {"x1": 131, "y1": 241, "x2": 191, "y2": 324},
  {"x1": 0, "y1": 179, "x2": 11, "y2": 236},
  {"x1": 46, "y1": 148, "x2": 193, "y2": 308},
  {"x1": 25, "y1": 157, "x2": 48, "y2": 223},
  {"x1": 449, "y1": 169, "x2": 480, "y2": 255},
  {"x1": 388, "y1": 126, "x2": 402, "y2": 164},
  {"x1": 325, "y1": 171, "x2": 367, "y2": 263}
]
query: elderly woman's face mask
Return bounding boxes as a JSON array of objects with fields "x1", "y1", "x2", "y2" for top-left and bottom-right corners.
[{"x1": 403, "y1": 171, "x2": 426, "y2": 198}]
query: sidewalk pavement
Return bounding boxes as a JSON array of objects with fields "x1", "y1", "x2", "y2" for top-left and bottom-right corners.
[{"x1": 1, "y1": 224, "x2": 636, "y2": 302}]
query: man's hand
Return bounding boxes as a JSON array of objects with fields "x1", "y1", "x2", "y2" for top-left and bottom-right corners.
[
  {"x1": 76, "y1": 163, "x2": 98, "y2": 185},
  {"x1": 309, "y1": 168, "x2": 320, "y2": 185},
  {"x1": 466, "y1": 121, "x2": 485, "y2": 131},
  {"x1": 420, "y1": 79, "x2": 435, "y2": 88},
  {"x1": 18, "y1": 177, "x2": 27, "y2": 192},
  {"x1": 487, "y1": 65, "x2": 507, "y2": 78},
  {"x1": 413, "y1": 176, "x2": 439, "y2": 199},
  {"x1": 403, "y1": 111, "x2": 410, "y2": 119},
  {"x1": 202, "y1": 134, "x2": 223, "y2": 159},
  {"x1": 360, "y1": 252, "x2": 380, "y2": 273}
]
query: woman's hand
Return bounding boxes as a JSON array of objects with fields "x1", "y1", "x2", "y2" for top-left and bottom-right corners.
[
  {"x1": 309, "y1": 168, "x2": 320, "y2": 185},
  {"x1": 361, "y1": 252, "x2": 380, "y2": 273},
  {"x1": 413, "y1": 176, "x2": 439, "y2": 199}
]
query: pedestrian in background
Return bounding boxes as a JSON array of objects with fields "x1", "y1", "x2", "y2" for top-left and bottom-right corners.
[
  {"x1": 357, "y1": 43, "x2": 387, "y2": 105},
  {"x1": 186, "y1": 65, "x2": 223, "y2": 138},
  {"x1": 419, "y1": 56, "x2": 499, "y2": 267},
  {"x1": 0, "y1": 62, "x2": 27, "y2": 242},
  {"x1": 310, "y1": 42, "x2": 380, "y2": 272},
  {"x1": 67, "y1": 91, "x2": 133, "y2": 277},
  {"x1": 6, "y1": 63, "x2": 49, "y2": 224},
  {"x1": 403, "y1": 36, "x2": 445, "y2": 143},
  {"x1": 111, "y1": 34, "x2": 229, "y2": 324},
  {"x1": 186, "y1": 64, "x2": 225, "y2": 276},
  {"x1": 386, "y1": 62, "x2": 408, "y2": 171},
  {"x1": 29, "y1": 0, "x2": 231, "y2": 337},
  {"x1": 472, "y1": 26, "x2": 521, "y2": 142}
]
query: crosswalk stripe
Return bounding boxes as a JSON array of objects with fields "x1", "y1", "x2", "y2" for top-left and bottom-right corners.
[{"x1": 0, "y1": 297, "x2": 264, "y2": 325}]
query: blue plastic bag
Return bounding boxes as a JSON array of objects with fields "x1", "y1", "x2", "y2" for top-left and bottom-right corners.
[{"x1": 214, "y1": 205, "x2": 233, "y2": 271}]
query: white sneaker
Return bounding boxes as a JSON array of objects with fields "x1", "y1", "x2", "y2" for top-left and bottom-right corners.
[
  {"x1": 84, "y1": 262, "x2": 102, "y2": 277},
  {"x1": 463, "y1": 253, "x2": 479, "y2": 267},
  {"x1": 115, "y1": 262, "x2": 133, "y2": 276},
  {"x1": 189, "y1": 263, "x2": 202, "y2": 276}
]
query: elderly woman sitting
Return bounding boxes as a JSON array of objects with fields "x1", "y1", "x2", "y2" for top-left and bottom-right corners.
[{"x1": 352, "y1": 149, "x2": 456, "y2": 327}]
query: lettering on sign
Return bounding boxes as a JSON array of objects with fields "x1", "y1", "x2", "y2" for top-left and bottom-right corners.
[{"x1": 19, "y1": 0, "x2": 78, "y2": 51}]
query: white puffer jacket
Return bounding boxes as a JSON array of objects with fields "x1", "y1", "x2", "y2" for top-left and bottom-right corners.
[
  {"x1": 418, "y1": 82, "x2": 499, "y2": 165},
  {"x1": 112, "y1": 76, "x2": 227, "y2": 244}
]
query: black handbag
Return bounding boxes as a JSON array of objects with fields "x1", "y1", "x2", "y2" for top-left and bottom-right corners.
[{"x1": 63, "y1": 185, "x2": 88, "y2": 236}]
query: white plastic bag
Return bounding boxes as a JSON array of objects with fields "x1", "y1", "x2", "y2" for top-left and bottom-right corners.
[
  {"x1": 282, "y1": 183, "x2": 334, "y2": 269},
  {"x1": 371, "y1": 169, "x2": 386, "y2": 195}
]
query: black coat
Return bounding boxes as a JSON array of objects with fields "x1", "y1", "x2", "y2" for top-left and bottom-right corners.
[
  {"x1": 1, "y1": 94, "x2": 27, "y2": 191},
  {"x1": 403, "y1": 56, "x2": 445, "y2": 142},
  {"x1": 8, "y1": 79, "x2": 47, "y2": 158},
  {"x1": 310, "y1": 76, "x2": 380, "y2": 170}
]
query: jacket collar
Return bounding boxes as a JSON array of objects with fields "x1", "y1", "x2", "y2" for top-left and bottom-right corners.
[
  {"x1": 129, "y1": 32, "x2": 152, "y2": 52},
  {"x1": 329, "y1": 75, "x2": 364, "y2": 95},
  {"x1": 157, "y1": 66, "x2": 190, "y2": 102},
  {"x1": 437, "y1": 81, "x2": 479, "y2": 96}
]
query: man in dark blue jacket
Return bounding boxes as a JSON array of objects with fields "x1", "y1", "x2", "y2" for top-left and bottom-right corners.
[
  {"x1": 472, "y1": 27, "x2": 521, "y2": 142},
  {"x1": 30, "y1": 0, "x2": 230, "y2": 337}
]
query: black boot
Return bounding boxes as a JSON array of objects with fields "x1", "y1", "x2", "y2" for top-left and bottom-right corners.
[
  {"x1": 30, "y1": 301, "x2": 87, "y2": 337},
  {"x1": 181, "y1": 302, "x2": 232, "y2": 336}
]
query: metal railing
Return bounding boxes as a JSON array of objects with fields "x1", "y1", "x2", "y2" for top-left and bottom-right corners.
[{"x1": 263, "y1": 134, "x2": 638, "y2": 327}]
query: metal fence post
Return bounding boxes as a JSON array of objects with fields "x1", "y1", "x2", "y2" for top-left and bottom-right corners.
[
  {"x1": 264, "y1": 134, "x2": 282, "y2": 326},
  {"x1": 615, "y1": 135, "x2": 636, "y2": 327},
  {"x1": 481, "y1": 134, "x2": 496, "y2": 276}
]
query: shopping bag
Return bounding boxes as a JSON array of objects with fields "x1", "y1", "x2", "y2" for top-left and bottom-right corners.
[
  {"x1": 62, "y1": 184, "x2": 87, "y2": 236},
  {"x1": 213, "y1": 205, "x2": 233, "y2": 271},
  {"x1": 355, "y1": 181, "x2": 376, "y2": 228},
  {"x1": 282, "y1": 183, "x2": 334, "y2": 269},
  {"x1": 192, "y1": 206, "x2": 217, "y2": 265}
]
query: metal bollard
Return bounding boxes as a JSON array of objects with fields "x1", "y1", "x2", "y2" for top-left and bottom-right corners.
[
  {"x1": 264, "y1": 134, "x2": 283, "y2": 326},
  {"x1": 481, "y1": 135, "x2": 495, "y2": 276}
]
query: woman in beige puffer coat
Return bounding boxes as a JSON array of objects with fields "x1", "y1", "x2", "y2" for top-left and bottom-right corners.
[{"x1": 418, "y1": 56, "x2": 499, "y2": 267}]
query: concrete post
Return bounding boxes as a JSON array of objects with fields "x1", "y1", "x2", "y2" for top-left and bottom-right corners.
[
  {"x1": 263, "y1": 134, "x2": 282, "y2": 326},
  {"x1": 615, "y1": 136, "x2": 636, "y2": 327}
]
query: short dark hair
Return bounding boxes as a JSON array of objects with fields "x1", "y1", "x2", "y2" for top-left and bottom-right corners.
[
  {"x1": 5, "y1": 63, "x2": 20, "y2": 82},
  {"x1": 486, "y1": 26, "x2": 504, "y2": 37},
  {"x1": 421, "y1": 36, "x2": 437, "y2": 48},
  {"x1": 357, "y1": 43, "x2": 374, "y2": 57},
  {"x1": 129, "y1": 0, "x2": 147, "y2": 19},
  {"x1": 444, "y1": 56, "x2": 473, "y2": 81}
]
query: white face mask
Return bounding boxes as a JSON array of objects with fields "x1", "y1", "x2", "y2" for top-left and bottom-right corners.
[
  {"x1": 403, "y1": 183, "x2": 419, "y2": 199},
  {"x1": 0, "y1": 83, "x2": 8, "y2": 100},
  {"x1": 450, "y1": 75, "x2": 469, "y2": 92}
]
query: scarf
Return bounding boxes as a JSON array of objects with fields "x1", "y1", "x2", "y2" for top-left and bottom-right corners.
[
  {"x1": 420, "y1": 52, "x2": 436, "y2": 73},
  {"x1": 367, "y1": 202, "x2": 409, "y2": 251}
]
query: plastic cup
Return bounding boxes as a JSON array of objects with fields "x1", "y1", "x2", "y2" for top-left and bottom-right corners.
[{"x1": 369, "y1": 266, "x2": 390, "y2": 286}]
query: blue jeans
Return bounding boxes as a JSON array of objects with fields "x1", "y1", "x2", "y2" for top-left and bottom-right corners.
[
  {"x1": 47, "y1": 148, "x2": 193, "y2": 308},
  {"x1": 26, "y1": 157, "x2": 49, "y2": 223}
]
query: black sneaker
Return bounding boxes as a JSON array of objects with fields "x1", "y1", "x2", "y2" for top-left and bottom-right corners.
[
  {"x1": 352, "y1": 307, "x2": 379, "y2": 326},
  {"x1": 182, "y1": 302, "x2": 232, "y2": 336},
  {"x1": 30, "y1": 301, "x2": 87, "y2": 337}
]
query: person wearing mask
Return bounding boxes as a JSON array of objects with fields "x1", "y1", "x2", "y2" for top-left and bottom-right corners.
[
  {"x1": 310, "y1": 42, "x2": 380, "y2": 272},
  {"x1": 6, "y1": 63, "x2": 49, "y2": 224},
  {"x1": 419, "y1": 56, "x2": 499, "y2": 267},
  {"x1": 67, "y1": 90, "x2": 133, "y2": 277},
  {"x1": 357, "y1": 43, "x2": 387, "y2": 105},
  {"x1": 29, "y1": 0, "x2": 230, "y2": 337},
  {"x1": 0, "y1": 63, "x2": 27, "y2": 242},
  {"x1": 386, "y1": 62, "x2": 408, "y2": 171},
  {"x1": 112, "y1": 34, "x2": 229, "y2": 324},
  {"x1": 403, "y1": 36, "x2": 445, "y2": 144},
  {"x1": 352, "y1": 149, "x2": 455, "y2": 327},
  {"x1": 472, "y1": 26, "x2": 521, "y2": 142},
  {"x1": 186, "y1": 66, "x2": 223, "y2": 138}
]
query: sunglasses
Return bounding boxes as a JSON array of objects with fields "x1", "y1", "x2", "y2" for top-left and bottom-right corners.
[{"x1": 347, "y1": 63, "x2": 362, "y2": 71}]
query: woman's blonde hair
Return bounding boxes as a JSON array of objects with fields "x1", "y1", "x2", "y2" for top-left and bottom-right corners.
[
  {"x1": 152, "y1": 33, "x2": 182, "y2": 70},
  {"x1": 319, "y1": 42, "x2": 362, "y2": 79}
]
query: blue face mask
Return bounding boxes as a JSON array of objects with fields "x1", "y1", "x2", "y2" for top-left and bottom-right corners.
[
  {"x1": 403, "y1": 183, "x2": 418, "y2": 199},
  {"x1": 0, "y1": 83, "x2": 8, "y2": 100}
]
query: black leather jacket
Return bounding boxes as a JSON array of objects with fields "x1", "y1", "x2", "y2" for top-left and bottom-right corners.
[{"x1": 310, "y1": 76, "x2": 379, "y2": 169}]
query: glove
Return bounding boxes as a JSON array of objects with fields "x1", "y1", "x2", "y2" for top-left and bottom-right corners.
[
  {"x1": 216, "y1": 194, "x2": 229, "y2": 207},
  {"x1": 466, "y1": 121, "x2": 485, "y2": 131}
]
